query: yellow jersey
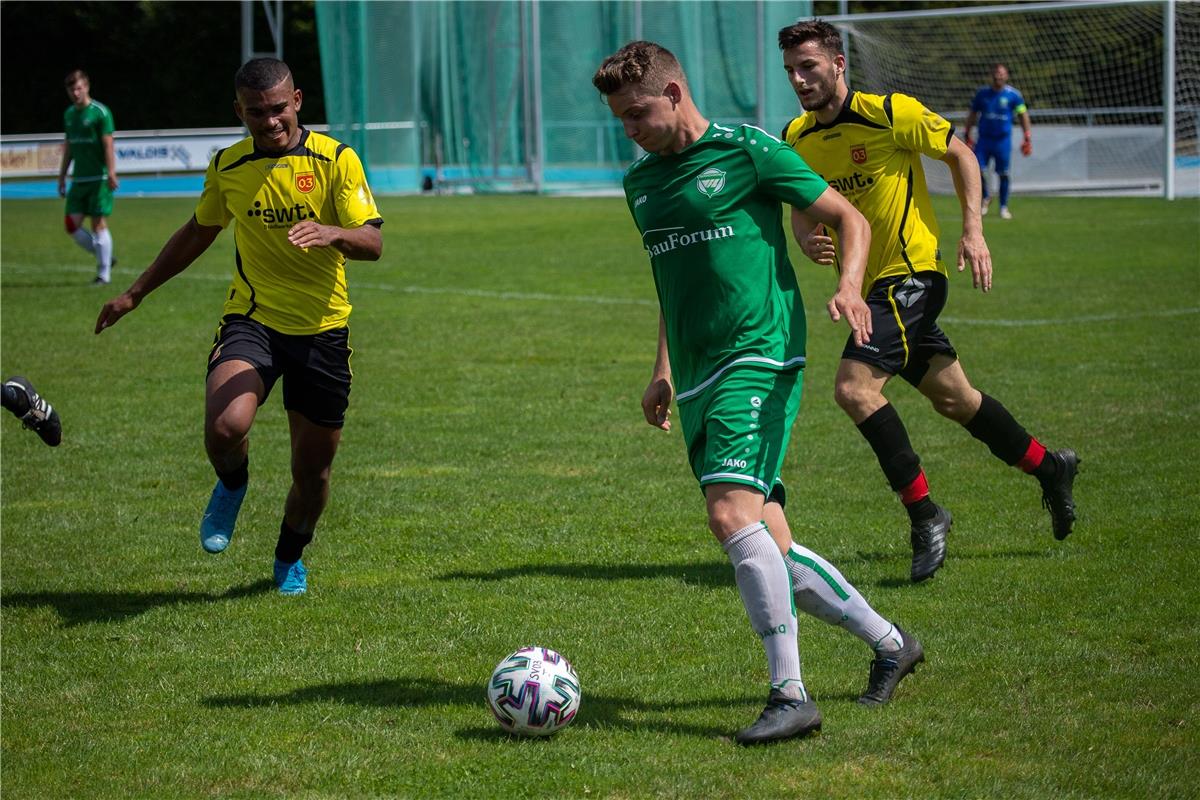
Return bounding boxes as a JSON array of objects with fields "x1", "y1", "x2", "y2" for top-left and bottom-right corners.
[
  {"x1": 783, "y1": 91, "x2": 953, "y2": 293},
  {"x1": 194, "y1": 128, "x2": 382, "y2": 334}
]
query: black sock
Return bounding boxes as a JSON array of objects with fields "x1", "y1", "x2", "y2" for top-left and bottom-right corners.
[
  {"x1": 216, "y1": 457, "x2": 249, "y2": 491},
  {"x1": 856, "y1": 404, "x2": 923, "y2": 492},
  {"x1": 906, "y1": 497, "x2": 937, "y2": 524},
  {"x1": 1032, "y1": 452, "x2": 1059, "y2": 483},
  {"x1": 275, "y1": 520, "x2": 313, "y2": 564},
  {"x1": 2, "y1": 383, "x2": 29, "y2": 416},
  {"x1": 963, "y1": 393, "x2": 1033, "y2": 466}
]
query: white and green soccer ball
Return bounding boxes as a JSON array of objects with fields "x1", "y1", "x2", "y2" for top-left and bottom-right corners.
[{"x1": 486, "y1": 646, "x2": 581, "y2": 737}]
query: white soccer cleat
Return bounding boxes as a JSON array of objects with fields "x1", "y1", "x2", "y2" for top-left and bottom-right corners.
[
  {"x1": 981, "y1": 198, "x2": 990, "y2": 216},
  {"x1": 999, "y1": 206, "x2": 1013, "y2": 220}
]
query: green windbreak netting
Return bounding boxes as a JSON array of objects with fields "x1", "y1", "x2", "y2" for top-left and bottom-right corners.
[{"x1": 316, "y1": 0, "x2": 811, "y2": 193}]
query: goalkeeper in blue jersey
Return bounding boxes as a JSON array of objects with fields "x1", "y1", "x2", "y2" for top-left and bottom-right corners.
[{"x1": 964, "y1": 63, "x2": 1032, "y2": 220}]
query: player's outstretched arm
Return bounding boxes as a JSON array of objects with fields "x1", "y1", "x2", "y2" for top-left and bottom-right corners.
[
  {"x1": 803, "y1": 187, "x2": 873, "y2": 347},
  {"x1": 95, "y1": 216, "x2": 221, "y2": 333},
  {"x1": 941, "y1": 137, "x2": 992, "y2": 293},
  {"x1": 642, "y1": 313, "x2": 674, "y2": 432},
  {"x1": 286, "y1": 221, "x2": 382, "y2": 261},
  {"x1": 963, "y1": 110, "x2": 978, "y2": 150},
  {"x1": 790, "y1": 206, "x2": 835, "y2": 266}
]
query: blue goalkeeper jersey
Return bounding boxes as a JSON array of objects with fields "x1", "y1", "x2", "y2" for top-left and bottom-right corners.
[{"x1": 971, "y1": 85, "x2": 1027, "y2": 139}]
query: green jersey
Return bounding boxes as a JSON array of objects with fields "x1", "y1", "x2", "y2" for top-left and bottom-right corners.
[
  {"x1": 623, "y1": 123, "x2": 829, "y2": 402},
  {"x1": 63, "y1": 100, "x2": 114, "y2": 182}
]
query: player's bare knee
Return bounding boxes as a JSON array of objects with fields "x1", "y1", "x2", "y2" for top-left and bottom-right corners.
[
  {"x1": 929, "y1": 393, "x2": 962, "y2": 419},
  {"x1": 291, "y1": 462, "x2": 332, "y2": 494},
  {"x1": 205, "y1": 417, "x2": 250, "y2": 454},
  {"x1": 928, "y1": 386, "x2": 980, "y2": 423},
  {"x1": 64, "y1": 215, "x2": 78, "y2": 234},
  {"x1": 706, "y1": 500, "x2": 753, "y2": 541},
  {"x1": 834, "y1": 380, "x2": 875, "y2": 417}
]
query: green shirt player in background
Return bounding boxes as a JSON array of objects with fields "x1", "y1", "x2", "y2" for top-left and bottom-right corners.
[
  {"x1": 779, "y1": 20, "x2": 1079, "y2": 584},
  {"x1": 95, "y1": 59, "x2": 383, "y2": 595},
  {"x1": 59, "y1": 69, "x2": 119, "y2": 285},
  {"x1": 593, "y1": 41, "x2": 925, "y2": 746}
]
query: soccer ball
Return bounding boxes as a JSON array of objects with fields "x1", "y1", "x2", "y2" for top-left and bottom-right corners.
[{"x1": 486, "y1": 646, "x2": 581, "y2": 737}]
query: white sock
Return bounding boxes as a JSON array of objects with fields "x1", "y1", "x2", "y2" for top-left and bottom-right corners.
[
  {"x1": 71, "y1": 227, "x2": 96, "y2": 254},
  {"x1": 724, "y1": 522, "x2": 805, "y2": 699},
  {"x1": 786, "y1": 543, "x2": 902, "y2": 653},
  {"x1": 94, "y1": 228, "x2": 113, "y2": 281}
]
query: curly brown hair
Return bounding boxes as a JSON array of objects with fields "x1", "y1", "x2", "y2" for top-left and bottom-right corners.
[
  {"x1": 592, "y1": 41, "x2": 687, "y2": 96},
  {"x1": 777, "y1": 20, "x2": 843, "y2": 56}
]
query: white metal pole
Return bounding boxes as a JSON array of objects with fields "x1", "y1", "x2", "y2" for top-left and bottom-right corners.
[
  {"x1": 838, "y1": 0, "x2": 851, "y2": 80},
  {"x1": 757, "y1": 1, "x2": 766, "y2": 130},
  {"x1": 531, "y1": 0, "x2": 545, "y2": 193},
  {"x1": 1164, "y1": 0, "x2": 1176, "y2": 200}
]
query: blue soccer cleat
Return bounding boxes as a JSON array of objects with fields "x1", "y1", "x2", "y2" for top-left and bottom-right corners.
[
  {"x1": 274, "y1": 558, "x2": 307, "y2": 595},
  {"x1": 200, "y1": 480, "x2": 247, "y2": 554}
]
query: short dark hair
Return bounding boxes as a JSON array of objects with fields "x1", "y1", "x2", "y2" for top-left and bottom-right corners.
[
  {"x1": 234, "y1": 58, "x2": 292, "y2": 92},
  {"x1": 64, "y1": 69, "x2": 89, "y2": 87},
  {"x1": 777, "y1": 19, "x2": 843, "y2": 56},
  {"x1": 592, "y1": 41, "x2": 687, "y2": 96}
]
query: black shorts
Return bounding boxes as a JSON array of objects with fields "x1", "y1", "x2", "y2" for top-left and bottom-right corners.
[
  {"x1": 207, "y1": 314, "x2": 352, "y2": 428},
  {"x1": 842, "y1": 272, "x2": 958, "y2": 387}
]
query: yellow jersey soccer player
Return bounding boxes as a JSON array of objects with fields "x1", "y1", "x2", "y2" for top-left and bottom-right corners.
[
  {"x1": 96, "y1": 58, "x2": 383, "y2": 595},
  {"x1": 779, "y1": 20, "x2": 1079, "y2": 583}
]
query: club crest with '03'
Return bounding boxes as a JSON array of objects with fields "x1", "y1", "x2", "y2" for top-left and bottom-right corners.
[
  {"x1": 696, "y1": 167, "x2": 726, "y2": 198},
  {"x1": 295, "y1": 172, "x2": 315, "y2": 193},
  {"x1": 850, "y1": 145, "x2": 868, "y2": 164}
]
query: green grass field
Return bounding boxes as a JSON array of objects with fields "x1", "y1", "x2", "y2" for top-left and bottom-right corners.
[{"x1": 2, "y1": 194, "x2": 1198, "y2": 798}]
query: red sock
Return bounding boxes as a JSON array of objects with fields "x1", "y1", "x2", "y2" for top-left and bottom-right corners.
[
  {"x1": 1017, "y1": 438, "x2": 1047, "y2": 473},
  {"x1": 899, "y1": 471, "x2": 930, "y2": 505}
]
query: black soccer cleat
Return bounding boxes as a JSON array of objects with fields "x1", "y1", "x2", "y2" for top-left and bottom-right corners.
[
  {"x1": 910, "y1": 504, "x2": 952, "y2": 582},
  {"x1": 858, "y1": 624, "x2": 925, "y2": 706},
  {"x1": 734, "y1": 689, "x2": 822, "y2": 745},
  {"x1": 4, "y1": 376, "x2": 62, "y2": 447},
  {"x1": 1040, "y1": 448, "x2": 1080, "y2": 541}
]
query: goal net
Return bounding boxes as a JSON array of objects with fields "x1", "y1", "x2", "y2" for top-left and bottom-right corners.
[{"x1": 831, "y1": 0, "x2": 1200, "y2": 197}]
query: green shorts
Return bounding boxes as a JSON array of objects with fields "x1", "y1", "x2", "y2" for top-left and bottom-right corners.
[
  {"x1": 678, "y1": 366, "x2": 803, "y2": 503},
  {"x1": 65, "y1": 180, "x2": 114, "y2": 218}
]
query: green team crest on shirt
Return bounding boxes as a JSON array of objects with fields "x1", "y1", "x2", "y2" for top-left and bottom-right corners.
[{"x1": 696, "y1": 167, "x2": 726, "y2": 198}]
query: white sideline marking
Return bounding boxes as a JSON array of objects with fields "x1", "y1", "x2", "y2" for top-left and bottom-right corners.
[{"x1": 6, "y1": 264, "x2": 1199, "y2": 324}]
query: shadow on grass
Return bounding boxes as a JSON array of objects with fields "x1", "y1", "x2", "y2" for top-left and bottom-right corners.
[
  {"x1": 854, "y1": 549, "x2": 1052, "y2": 564},
  {"x1": 860, "y1": 548, "x2": 1054, "y2": 588},
  {"x1": 203, "y1": 676, "x2": 749, "y2": 739},
  {"x1": 1, "y1": 579, "x2": 275, "y2": 626},
  {"x1": 439, "y1": 561, "x2": 731, "y2": 588}
]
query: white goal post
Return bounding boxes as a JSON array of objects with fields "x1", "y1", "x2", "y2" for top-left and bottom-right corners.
[{"x1": 823, "y1": 0, "x2": 1199, "y2": 198}]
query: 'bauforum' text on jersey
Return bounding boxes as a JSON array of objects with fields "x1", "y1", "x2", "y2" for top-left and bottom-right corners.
[{"x1": 645, "y1": 225, "x2": 735, "y2": 258}]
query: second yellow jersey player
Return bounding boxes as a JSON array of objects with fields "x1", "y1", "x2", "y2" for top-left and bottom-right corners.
[{"x1": 782, "y1": 90, "x2": 951, "y2": 291}]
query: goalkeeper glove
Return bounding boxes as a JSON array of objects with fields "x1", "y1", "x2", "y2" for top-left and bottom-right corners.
[{"x1": 1021, "y1": 134, "x2": 1032, "y2": 156}]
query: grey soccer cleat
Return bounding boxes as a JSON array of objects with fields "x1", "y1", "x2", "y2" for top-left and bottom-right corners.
[
  {"x1": 734, "y1": 689, "x2": 822, "y2": 745},
  {"x1": 1040, "y1": 449, "x2": 1080, "y2": 541},
  {"x1": 858, "y1": 624, "x2": 925, "y2": 706},
  {"x1": 910, "y1": 504, "x2": 952, "y2": 583}
]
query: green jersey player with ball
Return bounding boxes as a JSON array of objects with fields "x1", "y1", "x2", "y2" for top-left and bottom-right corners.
[{"x1": 593, "y1": 41, "x2": 926, "y2": 745}]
